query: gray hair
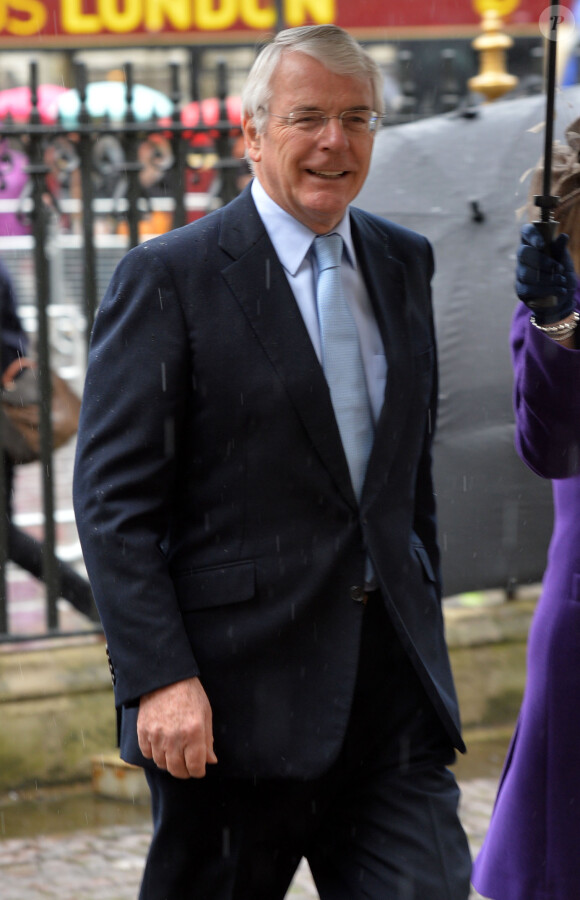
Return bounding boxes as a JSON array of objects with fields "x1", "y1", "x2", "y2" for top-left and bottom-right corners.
[{"x1": 242, "y1": 24, "x2": 384, "y2": 133}]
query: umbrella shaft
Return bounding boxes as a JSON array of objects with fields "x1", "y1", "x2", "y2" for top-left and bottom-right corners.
[{"x1": 541, "y1": 23, "x2": 558, "y2": 214}]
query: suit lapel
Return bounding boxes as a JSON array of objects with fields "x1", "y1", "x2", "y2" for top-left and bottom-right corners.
[
  {"x1": 219, "y1": 190, "x2": 357, "y2": 507},
  {"x1": 350, "y1": 212, "x2": 414, "y2": 505},
  {"x1": 218, "y1": 192, "x2": 416, "y2": 509}
]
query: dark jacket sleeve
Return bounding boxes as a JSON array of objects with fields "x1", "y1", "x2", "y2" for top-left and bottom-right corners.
[{"x1": 72, "y1": 243, "x2": 200, "y2": 708}]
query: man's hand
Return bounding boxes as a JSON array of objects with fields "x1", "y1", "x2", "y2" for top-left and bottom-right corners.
[{"x1": 137, "y1": 676, "x2": 218, "y2": 779}]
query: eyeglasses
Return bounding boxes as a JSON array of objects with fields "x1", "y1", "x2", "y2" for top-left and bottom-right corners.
[{"x1": 264, "y1": 109, "x2": 381, "y2": 136}]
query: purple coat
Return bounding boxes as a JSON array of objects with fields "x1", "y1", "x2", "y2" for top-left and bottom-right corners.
[{"x1": 472, "y1": 298, "x2": 580, "y2": 900}]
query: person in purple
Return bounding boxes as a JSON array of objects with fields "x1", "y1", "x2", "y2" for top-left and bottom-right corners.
[{"x1": 472, "y1": 152, "x2": 580, "y2": 898}]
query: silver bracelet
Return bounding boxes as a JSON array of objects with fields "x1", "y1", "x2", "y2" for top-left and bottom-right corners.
[{"x1": 530, "y1": 310, "x2": 579, "y2": 335}]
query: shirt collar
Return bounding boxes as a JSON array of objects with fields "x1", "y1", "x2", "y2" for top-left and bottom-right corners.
[{"x1": 251, "y1": 177, "x2": 357, "y2": 275}]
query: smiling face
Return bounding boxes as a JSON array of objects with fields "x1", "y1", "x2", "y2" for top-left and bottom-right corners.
[{"x1": 243, "y1": 51, "x2": 376, "y2": 235}]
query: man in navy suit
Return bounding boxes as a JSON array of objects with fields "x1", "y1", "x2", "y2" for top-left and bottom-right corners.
[{"x1": 73, "y1": 24, "x2": 471, "y2": 899}]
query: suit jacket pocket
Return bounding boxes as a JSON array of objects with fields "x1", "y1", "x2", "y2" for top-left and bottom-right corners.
[
  {"x1": 411, "y1": 535, "x2": 436, "y2": 583},
  {"x1": 174, "y1": 560, "x2": 256, "y2": 611}
]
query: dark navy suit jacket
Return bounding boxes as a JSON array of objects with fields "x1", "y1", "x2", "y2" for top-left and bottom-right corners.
[{"x1": 73, "y1": 185, "x2": 463, "y2": 779}]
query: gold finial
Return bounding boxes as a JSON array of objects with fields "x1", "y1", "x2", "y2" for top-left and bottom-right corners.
[{"x1": 468, "y1": 0, "x2": 520, "y2": 102}]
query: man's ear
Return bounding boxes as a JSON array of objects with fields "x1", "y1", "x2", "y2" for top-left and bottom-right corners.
[{"x1": 243, "y1": 116, "x2": 262, "y2": 164}]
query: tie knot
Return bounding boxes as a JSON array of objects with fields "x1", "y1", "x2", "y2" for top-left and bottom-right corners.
[{"x1": 313, "y1": 233, "x2": 343, "y2": 272}]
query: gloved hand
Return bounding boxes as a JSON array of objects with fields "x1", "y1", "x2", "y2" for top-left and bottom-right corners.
[{"x1": 515, "y1": 223, "x2": 577, "y2": 324}]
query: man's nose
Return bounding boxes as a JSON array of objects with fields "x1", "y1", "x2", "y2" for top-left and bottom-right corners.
[{"x1": 319, "y1": 116, "x2": 349, "y2": 147}]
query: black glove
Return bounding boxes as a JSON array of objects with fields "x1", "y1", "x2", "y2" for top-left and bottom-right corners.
[{"x1": 515, "y1": 223, "x2": 577, "y2": 324}]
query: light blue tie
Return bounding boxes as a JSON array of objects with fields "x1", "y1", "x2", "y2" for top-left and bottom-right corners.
[{"x1": 314, "y1": 233, "x2": 374, "y2": 500}]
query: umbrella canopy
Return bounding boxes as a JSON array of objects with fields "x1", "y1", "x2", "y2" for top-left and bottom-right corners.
[
  {"x1": 0, "y1": 84, "x2": 67, "y2": 124},
  {"x1": 57, "y1": 81, "x2": 172, "y2": 125},
  {"x1": 180, "y1": 96, "x2": 241, "y2": 131},
  {"x1": 356, "y1": 86, "x2": 580, "y2": 597},
  {"x1": 159, "y1": 96, "x2": 242, "y2": 147}
]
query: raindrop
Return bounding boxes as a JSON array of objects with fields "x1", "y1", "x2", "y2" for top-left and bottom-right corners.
[{"x1": 160, "y1": 362, "x2": 167, "y2": 392}]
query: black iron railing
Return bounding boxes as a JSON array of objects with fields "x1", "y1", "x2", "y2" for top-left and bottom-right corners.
[{"x1": 0, "y1": 52, "x2": 243, "y2": 641}]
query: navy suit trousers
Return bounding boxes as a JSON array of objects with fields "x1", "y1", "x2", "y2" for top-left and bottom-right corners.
[{"x1": 139, "y1": 594, "x2": 471, "y2": 899}]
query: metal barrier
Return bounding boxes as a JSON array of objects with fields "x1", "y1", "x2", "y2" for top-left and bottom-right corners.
[{"x1": 0, "y1": 53, "x2": 242, "y2": 641}]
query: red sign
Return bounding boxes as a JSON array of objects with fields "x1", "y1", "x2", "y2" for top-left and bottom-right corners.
[{"x1": 0, "y1": 0, "x2": 571, "y2": 47}]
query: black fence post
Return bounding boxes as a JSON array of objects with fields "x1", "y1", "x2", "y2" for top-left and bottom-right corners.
[
  {"x1": 27, "y1": 60, "x2": 60, "y2": 630},
  {"x1": 274, "y1": 0, "x2": 285, "y2": 31},
  {"x1": 123, "y1": 64, "x2": 142, "y2": 250},
  {"x1": 214, "y1": 59, "x2": 238, "y2": 208},
  {"x1": 397, "y1": 50, "x2": 419, "y2": 120},
  {"x1": 438, "y1": 49, "x2": 461, "y2": 114},
  {"x1": 189, "y1": 47, "x2": 201, "y2": 107},
  {"x1": 75, "y1": 61, "x2": 98, "y2": 345},
  {"x1": 170, "y1": 62, "x2": 186, "y2": 230}
]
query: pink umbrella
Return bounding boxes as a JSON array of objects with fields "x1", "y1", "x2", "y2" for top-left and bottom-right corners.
[
  {"x1": 181, "y1": 96, "x2": 242, "y2": 130},
  {"x1": 0, "y1": 84, "x2": 67, "y2": 124},
  {"x1": 160, "y1": 96, "x2": 242, "y2": 146}
]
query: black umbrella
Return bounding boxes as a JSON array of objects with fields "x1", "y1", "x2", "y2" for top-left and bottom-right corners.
[{"x1": 357, "y1": 85, "x2": 580, "y2": 597}]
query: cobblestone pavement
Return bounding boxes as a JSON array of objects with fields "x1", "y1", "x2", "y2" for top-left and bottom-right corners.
[{"x1": 0, "y1": 777, "x2": 495, "y2": 899}]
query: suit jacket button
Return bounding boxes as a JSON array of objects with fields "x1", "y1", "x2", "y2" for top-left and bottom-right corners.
[
  {"x1": 350, "y1": 585, "x2": 365, "y2": 602},
  {"x1": 105, "y1": 645, "x2": 116, "y2": 686}
]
